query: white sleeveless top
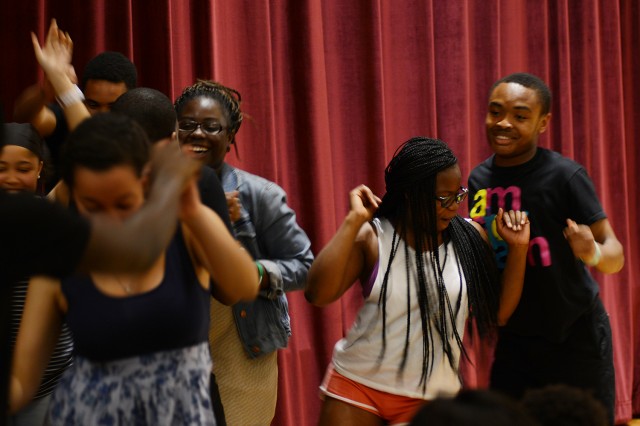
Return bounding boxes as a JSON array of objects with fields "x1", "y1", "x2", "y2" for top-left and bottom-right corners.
[{"x1": 332, "y1": 218, "x2": 469, "y2": 399}]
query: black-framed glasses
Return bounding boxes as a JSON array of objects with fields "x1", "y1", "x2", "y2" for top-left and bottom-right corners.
[
  {"x1": 435, "y1": 186, "x2": 468, "y2": 208},
  {"x1": 178, "y1": 120, "x2": 225, "y2": 136}
]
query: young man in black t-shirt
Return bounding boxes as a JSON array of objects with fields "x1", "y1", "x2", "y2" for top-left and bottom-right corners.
[
  {"x1": 468, "y1": 73, "x2": 624, "y2": 424},
  {"x1": 14, "y1": 44, "x2": 137, "y2": 191}
]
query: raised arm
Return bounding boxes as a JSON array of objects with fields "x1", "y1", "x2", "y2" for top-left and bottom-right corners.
[
  {"x1": 13, "y1": 84, "x2": 58, "y2": 137},
  {"x1": 305, "y1": 185, "x2": 381, "y2": 307},
  {"x1": 31, "y1": 19, "x2": 89, "y2": 132},
  {"x1": 79, "y1": 142, "x2": 200, "y2": 273},
  {"x1": 14, "y1": 21, "x2": 76, "y2": 136},
  {"x1": 180, "y1": 180, "x2": 259, "y2": 305},
  {"x1": 10, "y1": 277, "x2": 64, "y2": 413}
]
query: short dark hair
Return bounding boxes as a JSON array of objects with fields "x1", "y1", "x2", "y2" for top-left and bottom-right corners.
[
  {"x1": 111, "y1": 87, "x2": 176, "y2": 143},
  {"x1": 522, "y1": 384, "x2": 609, "y2": 426},
  {"x1": 81, "y1": 51, "x2": 137, "y2": 90},
  {"x1": 409, "y1": 389, "x2": 537, "y2": 426},
  {"x1": 491, "y1": 72, "x2": 552, "y2": 115},
  {"x1": 3, "y1": 123, "x2": 45, "y2": 160},
  {"x1": 61, "y1": 113, "x2": 149, "y2": 188}
]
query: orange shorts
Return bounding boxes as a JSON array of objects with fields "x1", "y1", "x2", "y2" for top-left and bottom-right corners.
[{"x1": 319, "y1": 365, "x2": 427, "y2": 425}]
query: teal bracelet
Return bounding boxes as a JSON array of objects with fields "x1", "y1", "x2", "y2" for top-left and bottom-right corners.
[{"x1": 256, "y1": 261, "x2": 264, "y2": 285}]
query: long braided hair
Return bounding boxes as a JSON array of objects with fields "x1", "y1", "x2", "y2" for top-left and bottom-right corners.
[{"x1": 375, "y1": 136, "x2": 500, "y2": 392}]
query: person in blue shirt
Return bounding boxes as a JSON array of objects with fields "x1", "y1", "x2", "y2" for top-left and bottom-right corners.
[{"x1": 175, "y1": 80, "x2": 314, "y2": 425}]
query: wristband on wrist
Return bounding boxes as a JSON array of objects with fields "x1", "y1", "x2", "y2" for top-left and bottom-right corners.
[
  {"x1": 256, "y1": 261, "x2": 264, "y2": 286},
  {"x1": 582, "y1": 241, "x2": 602, "y2": 267},
  {"x1": 55, "y1": 84, "x2": 85, "y2": 108}
]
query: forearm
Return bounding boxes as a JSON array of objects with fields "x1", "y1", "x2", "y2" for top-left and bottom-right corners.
[
  {"x1": 46, "y1": 72, "x2": 89, "y2": 131},
  {"x1": 497, "y1": 244, "x2": 529, "y2": 325},
  {"x1": 184, "y1": 205, "x2": 259, "y2": 303},
  {"x1": 593, "y1": 240, "x2": 624, "y2": 274},
  {"x1": 305, "y1": 212, "x2": 366, "y2": 306},
  {"x1": 14, "y1": 85, "x2": 57, "y2": 137},
  {"x1": 13, "y1": 84, "x2": 61, "y2": 138},
  {"x1": 81, "y1": 177, "x2": 182, "y2": 273},
  {"x1": 11, "y1": 277, "x2": 62, "y2": 413},
  {"x1": 9, "y1": 376, "x2": 25, "y2": 414},
  {"x1": 13, "y1": 84, "x2": 46, "y2": 122},
  {"x1": 256, "y1": 253, "x2": 313, "y2": 296}
]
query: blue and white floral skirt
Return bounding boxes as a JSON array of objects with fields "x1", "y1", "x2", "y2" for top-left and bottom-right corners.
[{"x1": 47, "y1": 342, "x2": 215, "y2": 425}]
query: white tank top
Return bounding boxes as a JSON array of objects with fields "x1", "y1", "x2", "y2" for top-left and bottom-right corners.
[{"x1": 332, "y1": 218, "x2": 468, "y2": 399}]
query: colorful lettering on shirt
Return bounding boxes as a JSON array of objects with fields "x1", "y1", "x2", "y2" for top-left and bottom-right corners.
[{"x1": 470, "y1": 186, "x2": 551, "y2": 268}]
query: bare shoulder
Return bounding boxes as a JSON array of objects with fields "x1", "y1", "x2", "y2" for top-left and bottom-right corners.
[
  {"x1": 356, "y1": 221, "x2": 379, "y2": 274},
  {"x1": 355, "y1": 220, "x2": 378, "y2": 246},
  {"x1": 467, "y1": 218, "x2": 489, "y2": 243}
]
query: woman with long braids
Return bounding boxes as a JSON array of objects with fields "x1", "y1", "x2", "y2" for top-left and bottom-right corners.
[{"x1": 305, "y1": 137, "x2": 530, "y2": 425}]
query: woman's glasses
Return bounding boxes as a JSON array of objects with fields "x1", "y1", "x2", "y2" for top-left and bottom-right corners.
[
  {"x1": 435, "y1": 186, "x2": 469, "y2": 208},
  {"x1": 178, "y1": 120, "x2": 225, "y2": 136}
]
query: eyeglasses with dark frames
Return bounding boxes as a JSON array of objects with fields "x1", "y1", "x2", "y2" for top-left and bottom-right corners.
[
  {"x1": 178, "y1": 120, "x2": 225, "y2": 136},
  {"x1": 435, "y1": 186, "x2": 469, "y2": 208}
]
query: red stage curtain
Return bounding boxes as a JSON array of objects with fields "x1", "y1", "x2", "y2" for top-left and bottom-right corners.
[{"x1": 1, "y1": 1, "x2": 638, "y2": 424}]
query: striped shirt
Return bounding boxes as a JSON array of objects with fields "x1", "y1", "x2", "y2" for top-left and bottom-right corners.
[{"x1": 11, "y1": 280, "x2": 73, "y2": 399}]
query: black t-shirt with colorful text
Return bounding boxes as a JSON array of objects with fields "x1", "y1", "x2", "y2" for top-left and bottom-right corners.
[{"x1": 468, "y1": 148, "x2": 606, "y2": 342}]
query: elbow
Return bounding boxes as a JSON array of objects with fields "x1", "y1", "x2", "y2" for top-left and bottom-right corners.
[
  {"x1": 610, "y1": 253, "x2": 625, "y2": 274},
  {"x1": 496, "y1": 306, "x2": 515, "y2": 327},
  {"x1": 233, "y1": 281, "x2": 260, "y2": 304},
  {"x1": 304, "y1": 285, "x2": 330, "y2": 307},
  {"x1": 497, "y1": 315, "x2": 508, "y2": 327},
  {"x1": 598, "y1": 253, "x2": 625, "y2": 274},
  {"x1": 9, "y1": 376, "x2": 27, "y2": 415},
  {"x1": 304, "y1": 287, "x2": 319, "y2": 305},
  {"x1": 209, "y1": 281, "x2": 258, "y2": 306}
]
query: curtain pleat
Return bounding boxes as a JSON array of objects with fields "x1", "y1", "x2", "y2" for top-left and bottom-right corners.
[{"x1": 1, "y1": 1, "x2": 638, "y2": 424}]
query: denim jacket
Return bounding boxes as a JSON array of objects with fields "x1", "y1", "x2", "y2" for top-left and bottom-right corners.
[{"x1": 220, "y1": 163, "x2": 313, "y2": 358}]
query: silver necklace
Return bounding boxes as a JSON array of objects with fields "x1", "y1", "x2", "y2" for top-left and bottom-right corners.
[{"x1": 115, "y1": 276, "x2": 133, "y2": 294}]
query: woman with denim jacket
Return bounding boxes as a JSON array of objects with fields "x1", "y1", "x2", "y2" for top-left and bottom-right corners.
[{"x1": 175, "y1": 80, "x2": 314, "y2": 425}]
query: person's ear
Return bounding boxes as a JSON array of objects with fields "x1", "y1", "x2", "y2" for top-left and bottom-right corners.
[
  {"x1": 141, "y1": 162, "x2": 152, "y2": 195},
  {"x1": 37, "y1": 160, "x2": 44, "y2": 178},
  {"x1": 227, "y1": 132, "x2": 236, "y2": 152},
  {"x1": 538, "y1": 113, "x2": 551, "y2": 134}
]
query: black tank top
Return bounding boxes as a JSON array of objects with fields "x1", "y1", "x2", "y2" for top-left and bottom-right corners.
[{"x1": 61, "y1": 227, "x2": 210, "y2": 362}]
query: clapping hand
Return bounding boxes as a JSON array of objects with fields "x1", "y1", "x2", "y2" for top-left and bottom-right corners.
[{"x1": 31, "y1": 19, "x2": 74, "y2": 83}]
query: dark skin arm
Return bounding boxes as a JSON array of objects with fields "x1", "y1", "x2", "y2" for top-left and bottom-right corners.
[
  {"x1": 305, "y1": 185, "x2": 381, "y2": 307},
  {"x1": 15, "y1": 19, "x2": 78, "y2": 137},
  {"x1": 564, "y1": 218, "x2": 624, "y2": 274},
  {"x1": 31, "y1": 19, "x2": 89, "y2": 132},
  {"x1": 78, "y1": 142, "x2": 200, "y2": 273},
  {"x1": 472, "y1": 209, "x2": 531, "y2": 325}
]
